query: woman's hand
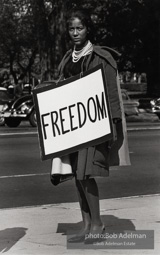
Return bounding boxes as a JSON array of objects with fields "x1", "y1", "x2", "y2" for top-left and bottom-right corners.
[{"x1": 113, "y1": 118, "x2": 122, "y2": 124}]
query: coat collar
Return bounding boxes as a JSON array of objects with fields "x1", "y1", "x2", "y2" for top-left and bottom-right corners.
[{"x1": 58, "y1": 45, "x2": 119, "y2": 75}]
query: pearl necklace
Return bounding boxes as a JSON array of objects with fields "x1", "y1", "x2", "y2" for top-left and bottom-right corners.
[{"x1": 72, "y1": 40, "x2": 93, "y2": 63}]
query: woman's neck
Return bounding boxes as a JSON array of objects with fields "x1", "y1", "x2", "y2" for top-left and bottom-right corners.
[
  {"x1": 75, "y1": 40, "x2": 88, "y2": 51},
  {"x1": 72, "y1": 40, "x2": 93, "y2": 63}
]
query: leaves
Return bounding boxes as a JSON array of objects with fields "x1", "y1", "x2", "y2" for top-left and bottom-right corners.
[{"x1": 0, "y1": 0, "x2": 159, "y2": 94}]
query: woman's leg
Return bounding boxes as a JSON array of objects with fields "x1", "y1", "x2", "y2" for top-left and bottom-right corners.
[
  {"x1": 68, "y1": 178, "x2": 104, "y2": 242},
  {"x1": 68, "y1": 179, "x2": 91, "y2": 242},
  {"x1": 81, "y1": 178, "x2": 104, "y2": 231},
  {"x1": 75, "y1": 179, "x2": 91, "y2": 234}
]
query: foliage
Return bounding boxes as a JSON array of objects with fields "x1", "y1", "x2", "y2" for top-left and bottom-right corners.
[
  {"x1": 0, "y1": 0, "x2": 38, "y2": 83},
  {"x1": 0, "y1": 0, "x2": 159, "y2": 95}
]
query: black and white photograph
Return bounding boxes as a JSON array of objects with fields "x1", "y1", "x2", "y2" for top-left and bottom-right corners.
[{"x1": 0, "y1": 0, "x2": 159, "y2": 254}]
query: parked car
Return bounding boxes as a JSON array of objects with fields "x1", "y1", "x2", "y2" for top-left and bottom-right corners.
[
  {"x1": 138, "y1": 98, "x2": 152, "y2": 110},
  {"x1": 150, "y1": 98, "x2": 160, "y2": 118},
  {"x1": 0, "y1": 87, "x2": 14, "y2": 126},
  {"x1": 121, "y1": 89, "x2": 139, "y2": 116},
  {"x1": 0, "y1": 93, "x2": 37, "y2": 127},
  {"x1": 23, "y1": 83, "x2": 33, "y2": 94}
]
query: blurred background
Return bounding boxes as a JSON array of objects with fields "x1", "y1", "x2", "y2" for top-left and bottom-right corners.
[{"x1": 0, "y1": 0, "x2": 160, "y2": 127}]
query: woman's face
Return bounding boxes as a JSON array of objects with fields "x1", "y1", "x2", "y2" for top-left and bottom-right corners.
[{"x1": 68, "y1": 17, "x2": 88, "y2": 50}]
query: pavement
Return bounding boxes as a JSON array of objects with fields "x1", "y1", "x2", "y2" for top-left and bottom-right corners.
[
  {"x1": 0, "y1": 194, "x2": 159, "y2": 255},
  {"x1": 0, "y1": 113, "x2": 160, "y2": 255}
]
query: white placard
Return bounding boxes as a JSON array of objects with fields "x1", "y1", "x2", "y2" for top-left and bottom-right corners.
[{"x1": 33, "y1": 64, "x2": 113, "y2": 160}]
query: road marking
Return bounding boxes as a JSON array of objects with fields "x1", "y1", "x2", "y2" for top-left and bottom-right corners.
[
  {"x1": 0, "y1": 173, "x2": 48, "y2": 179},
  {"x1": 128, "y1": 126, "x2": 160, "y2": 131},
  {"x1": 0, "y1": 131, "x2": 37, "y2": 136},
  {"x1": 0, "y1": 125, "x2": 160, "y2": 137}
]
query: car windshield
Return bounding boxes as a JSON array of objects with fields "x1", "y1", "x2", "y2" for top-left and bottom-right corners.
[{"x1": 0, "y1": 91, "x2": 9, "y2": 100}]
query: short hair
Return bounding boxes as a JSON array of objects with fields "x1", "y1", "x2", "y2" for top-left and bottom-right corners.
[{"x1": 66, "y1": 8, "x2": 94, "y2": 41}]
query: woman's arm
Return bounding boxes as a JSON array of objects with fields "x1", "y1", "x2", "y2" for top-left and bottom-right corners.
[{"x1": 103, "y1": 61, "x2": 122, "y2": 120}]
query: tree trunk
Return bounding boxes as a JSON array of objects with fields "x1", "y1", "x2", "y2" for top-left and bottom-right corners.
[{"x1": 9, "y1": 53, "x2": 18, "y2": 84}]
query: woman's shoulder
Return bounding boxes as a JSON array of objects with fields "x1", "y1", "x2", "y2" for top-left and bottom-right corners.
[
  {"x1": 58, "y1": 49, "x2": 72, "y2": 74},
  {"x1": 61, "y1": 49, "x2": 72, "y2": 62},
  {"x1": 93, "y1": 45, "x2": 121, "y2": 58},
  {"x1": 93, "y1": 45, "x2": 121, "y2": 69}
]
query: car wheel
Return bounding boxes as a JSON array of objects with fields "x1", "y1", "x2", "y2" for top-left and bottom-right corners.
[
  {"x1": 5, "y1": 117, "x2": 21, "y2": 127},
  {"x1": 0, "y1": 117, "x2": 5, "y2": 126},
  {"x1": 29, "y1": 110, "x2": 37, "y2": 127}
]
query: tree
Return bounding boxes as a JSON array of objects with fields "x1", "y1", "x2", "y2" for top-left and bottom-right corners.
[
  {"x1": 0, "y1": 0, "x2": 159, "y2": 96},
  {"x1": 0, "y1": 0, "x2": 38, "y2": 84},
  {"x1": 79, "y1": 0, "x2": 160, "y2": 96},
  {"x1": 140, "y1": 0, "x2": 160, "y2": 96}
]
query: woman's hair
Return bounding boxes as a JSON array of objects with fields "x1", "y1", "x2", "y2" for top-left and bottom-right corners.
[{"x1": 66, "y1": 8, "x2": 94, "y2": 41}]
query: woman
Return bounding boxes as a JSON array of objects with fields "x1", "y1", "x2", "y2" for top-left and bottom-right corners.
[{"x1": 55, "y1": 8, "x2": 125, "y2": 243}]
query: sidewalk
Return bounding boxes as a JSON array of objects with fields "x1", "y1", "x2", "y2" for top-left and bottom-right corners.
[
  {"x1": 0, "y1": 112, "x2": 160, "y2": 255},
  {"x1": 0, "y1": 194, "x2": 159, "y2": 255}
]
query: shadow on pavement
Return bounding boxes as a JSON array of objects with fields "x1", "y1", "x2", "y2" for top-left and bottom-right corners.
[
  {"x1": 0, "y1": 227, "x2": 27, "y2": 253},
  {"x1": 56, "y1": 215, "x2": 135, "y2": 235}
]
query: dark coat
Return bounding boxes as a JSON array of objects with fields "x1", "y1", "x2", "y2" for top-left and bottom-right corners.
[
  {"x1": 57, "y1": 46, "x2": 130, "y2": 180},
  {"x1": 58, "y1": 46, "x2": 121, "y2": 120}
]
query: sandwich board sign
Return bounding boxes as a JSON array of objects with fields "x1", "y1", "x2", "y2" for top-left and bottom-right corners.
[{"x1": 33, "y1": 64, "x2": 113, "y2": 160}]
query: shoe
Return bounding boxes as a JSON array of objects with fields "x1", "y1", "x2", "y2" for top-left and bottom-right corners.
[
  {"x1": 68, "y1": 228, "x2": 90, "y2": 243},
  {"x1": 84, "y1": 225, "x2": 106, "y2": 244},
  {"x1": 68, "y1": 235, "x2": 86, "y2": 243}
]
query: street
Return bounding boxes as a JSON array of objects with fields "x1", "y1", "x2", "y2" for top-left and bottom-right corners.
[
  {"x1": 0, "y1": 2, "x2": 160, "y2": 253},
  {"x1": 0, "y1": 124, "x2": 160, "y2": 209}
]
